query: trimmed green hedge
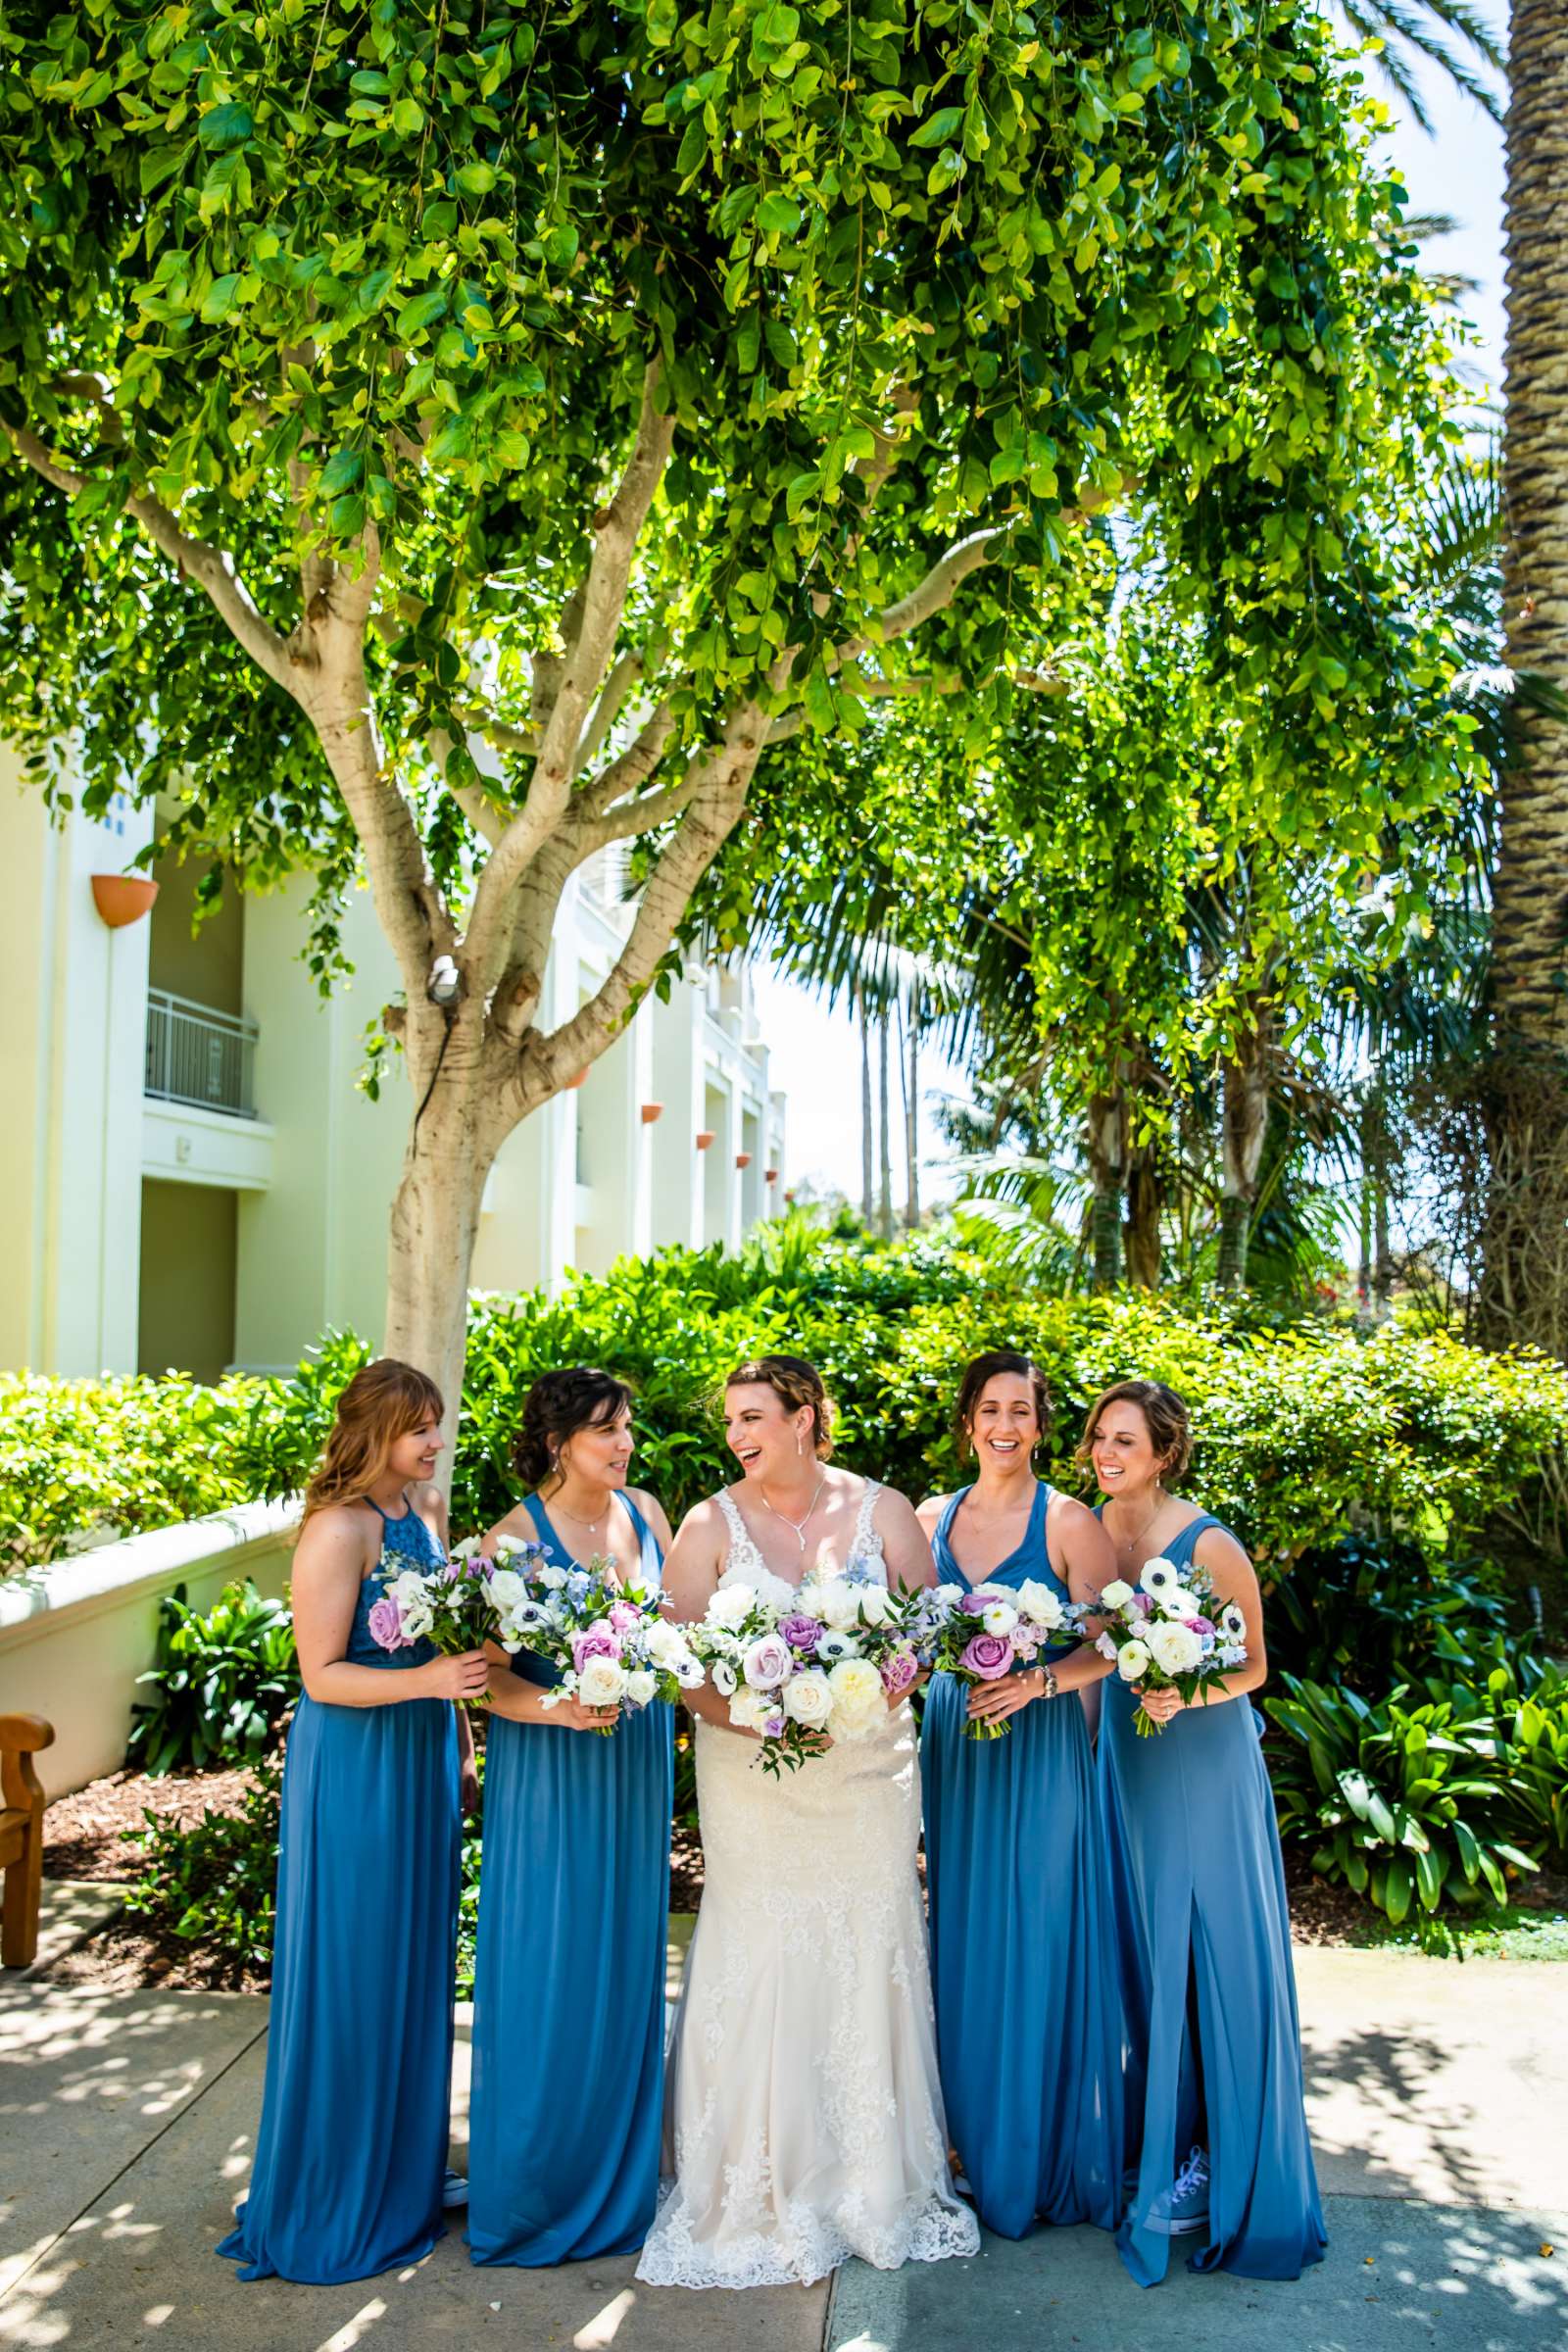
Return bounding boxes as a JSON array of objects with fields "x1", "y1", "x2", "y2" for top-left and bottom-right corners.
[{"x1": 8, "y1": 1230, "x2": 1568, "y2": 1588}]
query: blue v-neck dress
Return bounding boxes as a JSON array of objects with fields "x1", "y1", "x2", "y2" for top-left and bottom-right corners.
[
  {"x1": 467, "y1": 1491, "x2": 673, "y2": 2266},
  {"x1": 1098, "y1": 1508, "x2": 1327, "y2": 2285},
  {"x1": 220, "y1": 1498, "x2": 461, "y2": 2283},
  {"x1": 921, "y1": 1481, "x2": 1122, "y2": 2237}
]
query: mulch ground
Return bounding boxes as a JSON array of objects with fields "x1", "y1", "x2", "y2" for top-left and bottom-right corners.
[{"x1": 47, "y1": 1763, "x2": 1548, "y2": 1993}]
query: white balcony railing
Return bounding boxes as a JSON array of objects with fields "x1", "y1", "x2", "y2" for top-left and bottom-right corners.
[{"x1": 144, "y1": 990, "x2": 259, "y2": 1120}]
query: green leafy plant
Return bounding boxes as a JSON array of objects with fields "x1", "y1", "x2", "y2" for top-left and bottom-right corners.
[
  {"x1": 1266, "y1": 1673, "x2": 1543, "y2": 1926},
  {"x1": 122, "y1": 1762, "x2": 281, "y2": 1969},
  {"x1": 126, "y1": 1580, "x2": 299, "y2": 1776}
]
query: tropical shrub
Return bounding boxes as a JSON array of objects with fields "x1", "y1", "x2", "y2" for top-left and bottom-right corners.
[
  {"x1": 1264, "y1": 1537, "x2": 1512, "y2": 1693},
  {"x1": 122, "y1": 1762, "x2": 282, "y2": 1969},
  {"x1": 1265, "y1": 1666, "x2": 1565, "y2": 1925},
  {"x1": 126, "y1": 1581, "x2": 300, "y2": 1777}
]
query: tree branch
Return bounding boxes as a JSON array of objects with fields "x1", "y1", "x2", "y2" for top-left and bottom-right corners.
[
  {"x1": 581, "y1": 760, "x2": 705, "y2": 850},
  {"x1": 580, "y1": 704, "x2": 677, "y2": 816},
  {"x1": 574, "y1": 648, "x2": 645, "y2": 777}
]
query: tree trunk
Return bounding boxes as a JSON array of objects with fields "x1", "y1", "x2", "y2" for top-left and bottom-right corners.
[
  {"x1": 878, "y1": 1011, "x2": 895, "y2": 1240},
  {"x1": 1480, "y1": 0, "x2": 1568, "y2": 1349},
  {"x1": 382, "y1": 1082, "x2": 497, "y2": 1462},
  {"x1": 858, "y1": 985, "x2": 875, "y2": 1226},
  {"x1": 903, "y1": 987, "x2": 920, "y2": 1231},
  {"x1": 1217, "y1": 1023, "x2": 1271, "y2": 1289},
  {"x1": 1085, "y1": 1088, "x2": 1125, "y2": 1290},
  {"x1": 1124, "y1": 1144, "x2": 1161, "y2": 1290}
]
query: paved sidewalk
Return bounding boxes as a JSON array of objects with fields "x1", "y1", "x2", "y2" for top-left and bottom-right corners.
[{"x1": 0, "y1": 1947, "x2": 1562, "y2": 2351}]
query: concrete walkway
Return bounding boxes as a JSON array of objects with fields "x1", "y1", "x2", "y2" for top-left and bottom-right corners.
[{"x1": 0, "y1": 1946, "x2": 1561, "y2": 2351}]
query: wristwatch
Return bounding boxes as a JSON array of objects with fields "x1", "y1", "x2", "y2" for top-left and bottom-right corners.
[{"x1": 1038, "y1": 1665, "x2": 1058, "y2": 1701}]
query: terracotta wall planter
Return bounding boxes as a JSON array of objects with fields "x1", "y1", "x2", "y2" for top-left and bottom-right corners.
[
  {"x1": 91, "y1": 874, "x2": 160, "y2": 929},
  {"x1": 735, "y1": 1152, "x2": 752, "y2": 1168},
  {"x1": 696, "y1": 1129, "x2": 716, "y2": 1150},
  {"x1": 641, "y1": 1102, "x2": 664, "y2": 1125}
]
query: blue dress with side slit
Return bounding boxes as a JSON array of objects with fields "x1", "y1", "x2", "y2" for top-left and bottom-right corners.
[
  {"x1": 219, "y1": 1498, "x2": 460, "y2": 2284},
  {"x1": 1098, "y1": 1507, "x2": 1327, "y2": 2285},
  {"x1": 920, "y1": 1481, "x2": 1122, "y2": 2237},
  {"x1": 466, "y1": 1490, "x2": 673, "y2": 2266}
]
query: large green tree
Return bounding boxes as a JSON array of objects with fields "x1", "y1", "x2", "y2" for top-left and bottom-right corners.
[{"x1": 0, "y1": 0, "x2": 1469, "y2": 1414}]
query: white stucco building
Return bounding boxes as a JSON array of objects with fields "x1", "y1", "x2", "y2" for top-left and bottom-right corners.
[{"x1": 0, "y1": 752, "x2": 786, "y2": 1383}]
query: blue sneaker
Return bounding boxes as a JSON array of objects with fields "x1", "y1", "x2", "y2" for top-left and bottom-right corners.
[{"x1": 442, "y1": 2169, "x2": 469, "y2": 2210}]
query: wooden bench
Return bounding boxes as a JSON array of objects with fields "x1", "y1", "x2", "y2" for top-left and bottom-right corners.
[{"x1": 1, "y1": 1714, "x2": 54, "y2": 1969}]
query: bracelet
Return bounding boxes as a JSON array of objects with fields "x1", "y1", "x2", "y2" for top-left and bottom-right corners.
[{"x1": 1038, "y1": 1664, "x2": 1058, "y2": 1701}]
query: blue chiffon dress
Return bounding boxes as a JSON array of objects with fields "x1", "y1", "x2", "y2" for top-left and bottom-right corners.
[
  {"x1": 220, "y1": 1498, "x2": 460, "y2": 2283},
  {"x1": 467, "y1": 1491, "x2": 673, "y2": 2266},
  {"x1": 1098, "y1": 1508, "x2": 1327, "y2": 2286},
  {"x1": 921, "y1": 1482, "x2": 1122, "y2": 2237}
]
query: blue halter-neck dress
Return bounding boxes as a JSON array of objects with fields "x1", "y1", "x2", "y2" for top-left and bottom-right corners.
[
  {"x1": 220, "y1": 1496, "x2": 461, "y2": 2283},
  {"x1": 1098, "y1": 1507, "x2": 1327, "y2": 2285},
  {"x1": 921, "y1": 1481, "x2": 1122, "y2": 2236},
  {"x1": 467, "y1": 1490, "x2": 673, "y2": 2266}
]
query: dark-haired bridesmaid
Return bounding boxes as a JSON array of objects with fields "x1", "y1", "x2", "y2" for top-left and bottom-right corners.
[
  {"x1": 467, "y1": 1367, "x2": 675, "y2": 2267},
  {"x1": 1085, "y1": 1377, "x2": 1326, "y2": 2287},
  {"x1": 916, "y1": 1349, "x2": 1124, "y2": 2240},
  {"x1": 220, "y1": 1361, "x2": 488, "y2": 2284}
]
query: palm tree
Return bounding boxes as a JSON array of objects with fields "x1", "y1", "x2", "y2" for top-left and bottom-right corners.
[{"x1": 1330, "y1": 0, "x2": 1506, "y2": 125}]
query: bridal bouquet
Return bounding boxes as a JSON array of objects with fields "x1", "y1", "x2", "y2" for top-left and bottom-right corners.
[
  {"x1": 1093, "y1": 1554, "x2": 1247, "y2": 1736},
  {"x1": 691, "y1": 1568, "x2": 920, "y2": 1774},
  {"x1": 910, "y1": 1578, "x2": 1087, "y2": 1740},
  {"x1": 477, "y1": 1540, "x2": 705, "y2": 1730},
  {"x1": 367, "y1": 1530, "x2": 549, "y2": 1711}
]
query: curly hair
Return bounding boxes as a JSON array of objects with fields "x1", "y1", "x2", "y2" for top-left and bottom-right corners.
[
  {"x1": 724, "y1": 1354, "x2": 835, "y2": 1457},
  {"x1": 953, "y1": 1348, "x2": 1052, "y2": 1460},
  {"x1": 1075, "y1": 1378, "x2": 1194, "y2": 1482},
  {"x1": 301, "y1": 1359, "x2": 445, "y2": 1523},
  {"x1": 514, "y1": 1366, "x2": 636, "y2": 1489}
]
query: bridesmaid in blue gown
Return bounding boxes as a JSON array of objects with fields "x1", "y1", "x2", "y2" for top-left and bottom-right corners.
[
  {"x1": 1086, "y1": 1376, "x2": 1327, "y2": 2287},
  {"x1": 220, "y1": 1360, "x2": 487, "y2": 2284},
  {"x1": 467, "y1": 1367, "x2": 675, "y2": 2267},
  {"x1": 917, "y1": 1349, "x2": 1123, "y2": 2239}
]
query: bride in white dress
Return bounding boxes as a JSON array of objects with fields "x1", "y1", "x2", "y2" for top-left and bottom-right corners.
[{"x1": 636, "y1": 1354, "x2": 979, "y2": 2291}]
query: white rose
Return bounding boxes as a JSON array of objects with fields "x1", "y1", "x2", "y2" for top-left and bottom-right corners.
[
  {"x1": 1099, "y1": 1578, "x2": 1135, "y2": 1610},
  {"x1": 981, "y1": 1599, "x2": 1019, "y2": 1639},
  {"x1": 577, "y1": 1655, "x2": 627, "y2": 1708},
  {"x1": 819, "y1": 1580, "x2": 861, "y2": 1632},
  {"x1": 1161, "y1": 1588, "x2": 1200, "y2": 1619},
  {"x1": 707, "y1": 1583, "x2": 756, "y2": 1631},
  {"x1": 782, "y1": 1668, "x2": 833, "y2": 1727},
  {"x1": 625, "y1": 1668, "x2": 658, "y2": 1707},
  {"x1": 1146, "y1": 1620, "x2": 1202, "y2": 1677},
  {"x1": 711, "y1": 1658, "x2": 738, "y2": 1697},
  {"x1": 492, "y1": 1530, "x2": 532, "y2": 1560},
  {"x1": 644, "y1": 1618, "x2": 686, "y2": 1667},
  {"x1": 855, "y1": 1583, "x2": 892, "y2": 1628},
  {"x1": 449, "y1": 1535, "x2": 484, "y2": 1560},
  {"x1": 1015, "y1": 1579, "x2": 1065, "y2": 1630},
  {"x1": 1116, "y1": 1639, "x2": 1152, "y2": 1683},
  {"x1": 728, "y1": 1687, "x2": 770, "y2": 1733},
  {"x1": 486, "y1": 1568, "x2": 527, "y2": 1613},
  {"x1": 537, "y1": 1562, "x2": 568, "y2": 1592},
  {"x1": 827, "y1": 1656, "x2": 885, "y2": 1738}
]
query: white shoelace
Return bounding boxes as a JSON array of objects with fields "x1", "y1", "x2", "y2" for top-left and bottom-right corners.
[{"x1": 1172, "y1": 2145, "x2": 1209, "y2": 2202}]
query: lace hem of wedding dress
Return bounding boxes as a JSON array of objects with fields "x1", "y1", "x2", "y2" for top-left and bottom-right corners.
[{"x1": 635, "y1": 2180, "x2": 980, "y2": 2291}]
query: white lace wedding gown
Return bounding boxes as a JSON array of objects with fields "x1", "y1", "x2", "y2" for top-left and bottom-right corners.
[{"x1": 636, "y1": 1482, "x2": 979, "y2": 2290}]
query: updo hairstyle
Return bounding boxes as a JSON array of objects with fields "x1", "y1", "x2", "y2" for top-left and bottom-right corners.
[
  {"x1": 724, "y1": 1354, "x2": 835, "y2": 1458},
  {"x1": 1075, "y1": 1378, "x2": 1194, "y2": 1482},
  {"x1": 953, "y1": 1348, "x2": 1052, "y2": 1460},
  {"x1": 514, "y1": 1366, "x2": 635, "y2": 1488}
]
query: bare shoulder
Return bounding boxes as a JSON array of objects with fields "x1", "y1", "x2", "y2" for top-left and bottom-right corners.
[
  {"x1": 294, "y1": 1501, "x2": 375, "y2": 1582},
  {"x1": 869, "y1": 1478, "x2": 923, "y2": 1531},
  {"x1": 1194, "y1": 1520, "x2": 1254, "y2": 1586},
  {"x1": 1047, "y1": 1489, "x2": 1100, "y2": 1534},
  {"x1": 626, "y1": 1487, "x2": 675, "y2": 1549},
  {"x1": 915, "y1": 1490, "x2": 956, "y2": 1533}
]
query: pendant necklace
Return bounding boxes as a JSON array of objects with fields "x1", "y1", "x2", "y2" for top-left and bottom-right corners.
[{"x1": 760, "y1": 1472, "x2": 827, "y2": 1553}]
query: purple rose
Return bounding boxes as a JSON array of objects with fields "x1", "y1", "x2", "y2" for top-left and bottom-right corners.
[
  {"x1": 881, "y1": 1646, "x2": 919, "y2": 1698},
  {"x1": 960, "y1": 1632, "x2": 1014, "y2": 1681},
  {"x1": 958, "y1": 1592, "x2": 993, "y2": 1616},
  {"x1": 368, "y1": 1595, "x2": 408, "y2": 1651},
  {"x1": 571, "y1": 1626, "x2": 621, "y2": 1672},
  {"x1": 744, "y1": 1633, "x2": 793, "y2": 1690},
  {"x1": 780, "y1": 1613, "x2": 823, "y2": 1653}
]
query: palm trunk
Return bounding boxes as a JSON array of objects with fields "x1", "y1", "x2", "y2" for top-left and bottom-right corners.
[
  {"x1": 1482, "y1": 0, "x2": 1568, "y2": 1348},
  {"x1": 1217, "y1": 1023, "x2": 1271, "y2": 1289},
  {"x1": 858, "y1": 986, "x2": 874, "y2": 1226},
  {"x1": 878, "y1": 1011, "x2": 894, "y2": 1240},
  {"x1": 1085, "y1": 1087, "x2": 1125, "y2": 1290},
  {"x1": 1124, "y1": 1144, "x2": 1161, "y2": 1290},
  {"x1": 902, "y1": 987, "x2": 920, "y2": 1231}
]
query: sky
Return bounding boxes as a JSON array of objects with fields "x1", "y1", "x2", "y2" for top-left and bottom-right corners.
[{"x1": 761, "y1": 24, "x2": 1509, "y2": 1210}]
